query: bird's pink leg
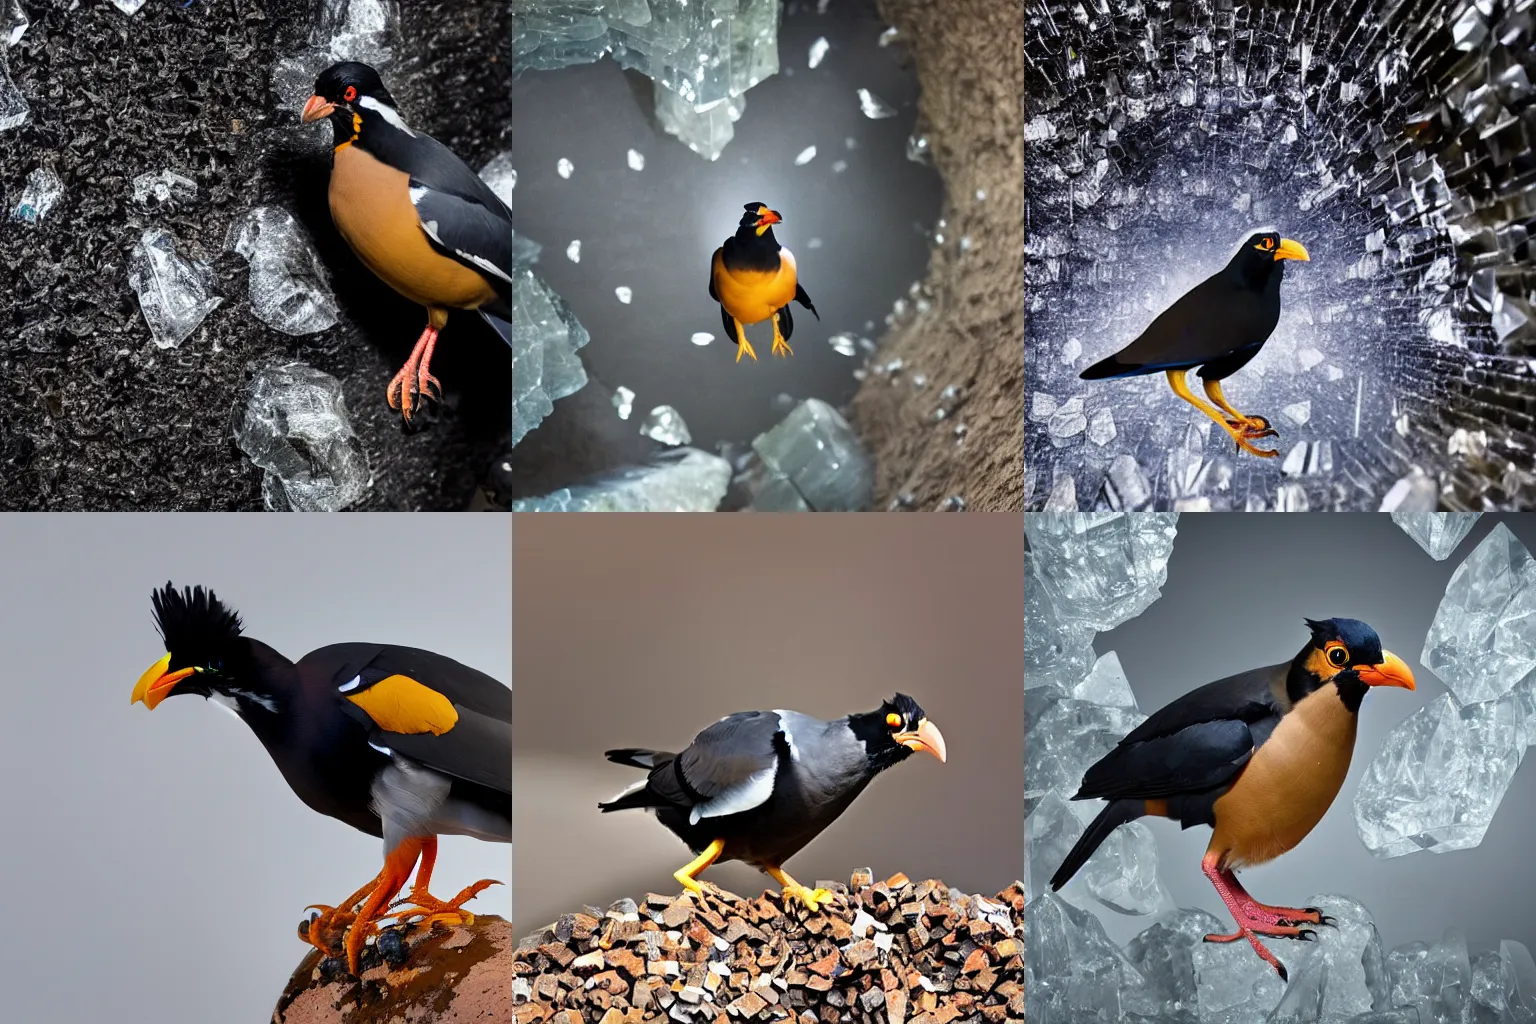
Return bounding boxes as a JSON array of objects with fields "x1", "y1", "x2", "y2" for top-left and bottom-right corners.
[
  {"x1": 387, "y1": 325, "x2": 439, "y2": 421},
  {"x1": 1223, "y1": 869, "x2": 1327, "y2": 927},
  {"x1": 1201, "y1": 851, "x2": 1315, "y2": 981}
]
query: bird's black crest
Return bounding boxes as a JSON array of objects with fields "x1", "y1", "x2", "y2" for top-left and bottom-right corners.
[
  {"x1": 314, "y1": 61, "x2": 396, "y2": 108},
  {"x1": 883, "y1": 693, "x2": 926, "y2": 724},
  {"x1": 152, "y1": 583, "x2": 243, "y2": 654}
]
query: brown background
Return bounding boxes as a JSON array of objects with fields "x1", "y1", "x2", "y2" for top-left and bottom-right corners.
[{"x1": 512, "y1": 514, "x2": 1024, "y2": 932}]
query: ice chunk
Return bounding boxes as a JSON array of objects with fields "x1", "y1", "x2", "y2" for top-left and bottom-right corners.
[
  {"x1": 1049, "y1": 396, "x2": 1088, "y2": 439},
  {"x1": 1023, "y1": 793, "x2": 1082, "y2": 902},
  {"x1": 1087, "y1": 408, "x2": 1116, "y2": 446},
  {"x1": 1024, "y1": 550, "x2": 1097, "y2": 694},
  {"x1": 1353, "y1": 691, "x2": 1525, "y2": 857},
  {"x1": 1195, "y1": 932, "x2": 1285, "y2": 1019},
  {"x1": 1282, "y1": 400, "x2": 1312, "y2": 426},
  {"x1": 565, "y1": 239, "x2": 581, "y2": 263},
  {"x1": 0, "y1": 54, "x2": 29, "y2": 132},
  {"x1": 1126, "y1": 908, "x2": 1225, "y2": 1016},
  {"x1": 655, "y1": 87, "x2": 745, "y2": 162},
  {"x1": 131, "y1": 169, "x2": 198, "y2": 206},
  {"x1": 1024, "y1": 513, "x2": 1179, "y2": 632},
  {"x1": 556, "y1": 157, "x2": 573, "y2": 179},
  {"x1": 226, "y1": 206, "x2": 339, "y2": 336},
  {"x1": 639, "y1": 405, "x2": 690, "y2": 446},
  {"x1": 477, "y1": 151, "x2": 515, "y2": 208},
  {"x1": 511, "y1": 448, "x2": 730, "y2": 512},
  {"x1": 1420, "y1": 523, "x2": 1536, "y2": 703},
  {"x1": 1502, "y1": 940, "x2": 1536, "y2": 1018},
  {"x1": 4, "y1": 0, "x2": 27, "y2": 46},
  {"x1": 745, "y1": 398, "x2": 872, "y2": 511},
  {"x1": 128, "y1": 229, "x2": 223, "y2": 349},
  {"x1": 625, "y1": 148, "x2": 644, "y2": 171},
  {"x1": 615, "y1": 286, "x2": 632, "y2": 304},
  {"x1": 1025, "y1": 893, "x2": 1155, "y2": 1021},
  {"x1": 1042, "y1": 473, "x2": 1077, "y2": 511},
  {"x1": 232, "y1": 363, "x2": 370, "y2": 512},
  {"x1": 808, "y1": 36, "x2": 828, "y2": 68},
  {"x1": 1392, "y1": 512, "x2": 1482, "y2": 561},
  {"x1": 1101, "y1": 455, "x2": 1151, "y2": 511},
  {"x1": 310, "y1": 0, "x2": 399, "y2": 65},
  {"x1": 1379, "y1": 472, "x2": 1440, "y2": 514},
  {"x1": 612, "y1": 386, "x2": 634, "y2": 420},
  {"x1": 1070, "y1": 651, "x2": 1138, "y2": 708},
  {"x1": 1025, "y1": 689, "x2": 1146, "y2": 801},
  {"x1": 1387, "y1": 930, "x2": 1473, "y2": 1023},
  {"x1": 793, "y1": 145, "x2": 817, "y2": 166},
  {"x1": 511, "y1": 268, "x2": 590, "y2": 448},
  {"x1": 828, "y1": 331, "x2": 858, "y2": 356},
  {"x1": 857, "y1": 87, "x2": 895, "y2": 118},
  {"x1": 511, "y1": 228, "x2": 541, "y2": 270},
  {"x1": 690, "y1": 332, "x2": 713, "y2": 347},
  {"x1": 9, "y1": 165, "x2": 62, "y2": 224},
  {"x1": 1266, "y1": 895, "x2": 1387, "y2": 1019},
  {"x1": 109, "y1": 0, "x2": 146, "y2": 13},
  {"x1": 1076, "y1": 819, "x2": 1170, "y2": 916}
]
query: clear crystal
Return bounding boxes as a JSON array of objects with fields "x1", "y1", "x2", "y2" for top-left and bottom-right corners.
[
  {"x1": 0, "y1": 54, "x2": 25, "y2": 132},
  {"x1": 1024, "y1": 513, "x2": 1179, "y2": 632},
  {"x1": 1069, "y1": 651, "x2": 1138, "y2": 708},
  {"x1": 478, "y1": 151, "x2": 516, "y2": 208},
  {"x1": 9, "y1": 165, "x2": 63, "y2": 224},
  {"x1": 1379, "y1": 472, "x2": 1440, "y2": 514},
  {"x1": 654, "y1": 87, "x2": 745, "y2": 161},
  {"x1": 1024, "y1": 550, "x2": 1097, "y2": 694},
  {"x1": 311, "y1": 0, "x2": 398, "y2": 65},
  {"x1": 127, "y1": 229, "x2": 223, "y2": 349},
  {"x1": 511, "y1": 448, "x2": 730, "y2": 512},
  {"x1": 626, "y1": 148, "x2": 645, "y2": 171},
  {"x1": 232, "y1": 363, "x2": 370, "y2": 511},
  {"x1": 1024, "y1": 690, "x2": 1146, "y2": 801},
  {"x1": 856, "y1": 87, "x2": 895, "y2": 118},
  {"x1": 1391, "y1": 511, "x2": 1482, "y2": 560},
  {"x1": 743, "y1": 398, "x2": 872, "y2": 511},
  {"x1": 1282, "y1": 400, "x2": 1312, "y2": 426},
  {"x1": 612, "y1": 386, "x2": 635, "y2": 421},
  {"x1": 511, "y1": 268, "x2": 590, "y2": 448},
  {"x1": 793, "y1": 144, "x2": 817, "y2": 166},
  {"x1": 131, "y1": 169, "x2": 198, "y2": 206},
  {"x1": 1421, "y1": 523, "x2": 1536, "y2": 703},
  {"x1": 808, "y1": 36, "x2": 828, "y2": 68},
  {"x1": 566, "y1": 239, "x2": 581, "y2": 263},
  {"x1": 639, "y1": 405, "x2": 690, "y2": 446},
  {"x1": 226, "y1": 206, "x2": 339, "y2": 336}
]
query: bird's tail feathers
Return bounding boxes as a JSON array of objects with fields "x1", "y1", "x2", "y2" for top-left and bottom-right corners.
[
  {"x1": 1050, "y1": 798, "x2": 1142, "y2": 891},
  {"x1": 598, "y1": 778, "x2": 658, "y2": 813},
  {"x1": 1079, "y1": 354, "x2": 1137, "y2": 380},
  {"x1": 480, "y1": 307, "x2": 512, "y2": 347},
  {"x1": 604, "y1": 747, "x2": 673, "y2": 770}
]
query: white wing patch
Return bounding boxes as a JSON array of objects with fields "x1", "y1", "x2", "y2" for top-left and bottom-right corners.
[
  {"x1": 369, "y1": 741, "x2": 394, "y2": 756},
  {"x1": 457, "y1": 248, "x2": 512, "y2": 283},
  {"x1": 408, "y1": 185, "x2": 428, "y2": 206},
  {"x1": 689, "y1": 764, "x2": 777, "y2": 825},
  {"x1": 360, "y1": 95, "x2": 415, "y2": 136},
  {"x1": 414, "y1": 203, "x2": 513, "y2": 284},
  {"x1": 337, "y1": 674, "x2": 361, "y2": 693},
  {"x1": 774, "y1": 710, "x2": 801, "y2": 763}
]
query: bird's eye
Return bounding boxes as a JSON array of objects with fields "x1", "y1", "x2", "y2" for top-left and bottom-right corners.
[
  {"x1": 1263, "y1": 237, "x2": 1275, "y2": 249},
  {"x1": 343, "y1": 85, "x2": 358, "y2": 102},
  {"x1": 1326, "y1": 643, "x2": 1348, "y2": 666},
  {"x1": 886, "y1": 712, "x2": 902, "y2": 728}
]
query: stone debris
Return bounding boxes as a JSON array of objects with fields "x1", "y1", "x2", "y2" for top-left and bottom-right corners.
[{"x1": 512, "y1": 871, "x2": 1024, "y2": 1023}]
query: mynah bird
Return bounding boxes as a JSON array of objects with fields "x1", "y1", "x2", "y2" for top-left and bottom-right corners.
[
  {"x1": 131, "y1": 584, "x2": 510, "y2": 976},
  {"x1": 1079, "y1": 229, "x2": 1310, "y2": 458},
  {"x1": 599, "y1": 694, "x2": 945, "y2": 910},
  {"x1": 709, "y1": 202, "x2": 819, "y2": 362},
  {"x1": 1049, "y1": 618, "x2": 1414, "y2": 980},
  {"x1": 301, "y1": 61, "x2": 511, "y2": 424}
]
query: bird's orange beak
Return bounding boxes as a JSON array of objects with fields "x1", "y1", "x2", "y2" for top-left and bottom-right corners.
[
  {"x1": 895, "y1": 719, "x2": 947, "y2": 763},
  {"x1": 131, "y1": 652, "x2": 196, "y2": 710},
  {"x1": 301, "y1": 95, "x2": 336, "y2": 124},
  {"x1": 1274, "y1": 237, "x2": 1310, "y2": 262},
  {"x1": 758, "y1": 209, "x2": 783, "y2": 227},
  {"x1": 1355, "y1": 650, "x2": 1415, "y2": 690}
]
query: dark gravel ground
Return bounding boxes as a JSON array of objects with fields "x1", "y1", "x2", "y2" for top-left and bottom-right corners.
[{"x1": 0, "y1": 0, "x2": 510, "y2": 510}]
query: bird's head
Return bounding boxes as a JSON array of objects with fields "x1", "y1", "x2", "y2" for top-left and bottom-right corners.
[
  {"x1": 302, "y1": 61, "x2": 398, "y2": 131},
  {"x1": 131, "y1": 583, "x2": 260, "y2": 712},
  {"x1": 850, "y1": 693, "x2": 947, "y2": 771},
  {"x1": 738, "y1": 202, "x2": 783, "y2": 238},
  {"x1": 1291, "y1": 617, "x2": 1415, "y2": 708},
  {"x1": 1238, "y1": 230, "x2": 1310, "y2": 266}
]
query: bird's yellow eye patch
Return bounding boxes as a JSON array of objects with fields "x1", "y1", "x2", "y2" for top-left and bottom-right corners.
[
  {"x1": 346, "y1": 674, "x2": 459, "y2": 735},
  {"x1": 886, "y1": 712, "x2": 902, "y2": 728},
  {"x1": 1325, "y1": 642, "x2": 1349, "y2": 667}
]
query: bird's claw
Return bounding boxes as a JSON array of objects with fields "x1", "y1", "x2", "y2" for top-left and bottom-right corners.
[
  {"x1": 786, "y1": 885, "x2": 837, "y2": 913},
  {"x1": 771, "y1": 338, "x2": 794, "y2": 358},
  {"x1": 1318, "y1": 914, "x2": 1337, "y2": 928},
  {"x1": 1299, "y1": 930, "x2": 1318, "y2": 942}
]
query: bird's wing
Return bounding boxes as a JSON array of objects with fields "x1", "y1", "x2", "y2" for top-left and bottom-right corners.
[
  {"x1": 656, "y1": 710, "x2": 785, "y2": 823},
  {"x1": 709, "y1": 247, "x2": 723, "y2": 301},
  {"x1": 299, "y1": 643, "x2": 511, "y2": 795},
  {"x1": 409, "y1": 178, "x2": 513, "y2": 296},
  {"x1": 1111, "y1": 278, "x2": 1263, "y2": 369}
]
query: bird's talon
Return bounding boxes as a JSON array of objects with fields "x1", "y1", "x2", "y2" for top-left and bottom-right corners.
[
  {"x1": 1300, "y1": 930, "x2": 1317, "y2": 942},
  {"x1": 1319, "y1": 915, "x2": 1337, "y2": 927}
]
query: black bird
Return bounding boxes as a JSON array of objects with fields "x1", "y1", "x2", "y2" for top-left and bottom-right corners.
[
  {"x1": 301, "y1": 61, "x2": 512, "y2": 424},
  {"x1": 709, "y1": 202, "x2": 819, "y2": 362},
  {"x1": 599, "y1": 694, "x2": 945, "y2": 910},
  {"x1": 1079, "y1": 229, "x2": 1310, "y2": 458},
  {"x1": 1050, "y1": 618, "x2": 1414, "y2": 979},
  {"x1": 131, "y1": 584, "x2": 510, "y2": 976}
]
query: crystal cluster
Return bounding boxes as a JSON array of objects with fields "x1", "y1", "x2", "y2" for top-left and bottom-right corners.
[
  {"x1": 513, "y1": 0, "x2": 782, "y2": 160},
  {"x1": 1024, "y1": 1, "x2": 1536, "y2": 510},
  {"x1": 232, "y1": 363, "x2": 371, "y2": 512},
  {"x1": 511, "y1": 268, "x2": 591, "y2": 448},
  {"x1": 731, "y1": 399, "x2": 874, "y2": 511},
  {"x1": 1355, "y1": 523, "x2": 1536, "y2": 857},
  {"x1": 1028, "y1": 514, "x2": 1536, "y2": 1022},
  {"x1": 1391, "y1": 511, "x2": 1482, "y2": 560},
  {"x1": 511, "y1": 447, "x2": 730, "y2": 512},
  {"x1": 226, "y1": 207, "x2": 339, "y2": 336}
]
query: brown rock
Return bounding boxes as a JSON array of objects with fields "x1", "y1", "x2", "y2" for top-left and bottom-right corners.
[{"x1": 273, "y1": 915, "x2": 511, "y2": 1024}]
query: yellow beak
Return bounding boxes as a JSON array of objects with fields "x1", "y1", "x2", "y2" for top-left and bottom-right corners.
[
  {"x1": 132, "y1": 652, "x2": 196, "y2": 710},
  {"x1": 894, "y1": 718, "x2": 947, "y2": 763},
  {"x1": 1275, "y1": 238, "x2": 1310, "y2": 262}
]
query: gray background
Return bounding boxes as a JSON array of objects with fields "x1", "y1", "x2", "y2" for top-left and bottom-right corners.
[
  {"x1": 0, "y1": 515, "x2": 511, "y2": 1022},
  {"x1": 512, "y1": 514, "x2": 1023, "y2": 932},
  {"x1": 1092, "y1": 513, "x2": 1536, "y2": 952}
]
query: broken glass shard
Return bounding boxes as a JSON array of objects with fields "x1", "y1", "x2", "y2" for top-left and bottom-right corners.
[
  {"x1": 794, "y1": 145, "x2": 816, "y2": 166},
  {"x1": 232, "y1": 362, "x2": 371, "y2": 512},
  {"x1": 808, "y1": 36, "x2": 828, "y2": 68},
  {"x1": 639, "y1": 405, "x2": 690, "y2": 446},
  {"x1": 226, "y1": 206, "x2": 340, "y2": 336},
  {"x1": 1391, "y1": 511, "x2": 1481, "y2": 560},
  {"x1": 744, "y1": 398, "x2": 872, "y2": 511},
  {"x1": 612, "y1": 386, "x2": 634, "y2": 421},
  {"x1": 0, "y1": 55, "x2": 28, "y2": 132},
  {"x1": 511, "y1": 448, "x2": 730, "y2": 512},
  {"x1": 4, "y1": 0, "x2": 26, "y2": 45},
  {"x1": 1420, "y1": 522, "x2": 1536, "y2": 704},
  {"x1": 1353, "y1": 690, "x2": 1524, "y2": 857},
  {"x1": 857, "y1": 88, "x2": 895, "y2": 118},
  {"x1": 1024, "y1": 513, "x2": 1179, "y2": 632},
  {"x1": 132, "y1": 169, "x2": 198, "y2": 206},
  {"x1": 10, "y1": 165, "x2": 62, "y2": 224},
  {"x1": 626, "y1": 148, "x2": 644, "y2": 171},
  {"x1": 128, "y1": 229, "x2": 223, "y2": 349},
  {"x1": 1379, "y1": 472, "x2": 1439, "y2": 514},
  {"x1": 511, "y1": 267, "x2": 590, "y2": 448}
]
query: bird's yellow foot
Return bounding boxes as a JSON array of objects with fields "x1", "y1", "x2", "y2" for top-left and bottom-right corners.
[
  {"x1": 1215, "y1": 420, "x2": 1279, "y2": 458},
  {"x1": 782, "y1": 884, "x2": 837, "y2": 912},
  {"x1": 390, "y1": 879, "x2": 499, "y2": 930},
  {"x1": 771, "y1": 337, "x2": 794, "y2": 358},
  {"x1": 1225, "y1": 415, "x2": 1278, "y2": 440},
  {"x1": 734, "y1": 337, "x2": 758, "y2": 363}
]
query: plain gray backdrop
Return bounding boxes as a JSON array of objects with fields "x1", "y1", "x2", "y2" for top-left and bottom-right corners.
[
  {"x1": 0, "y1": 514, "x2": 511, "y2": 1023},
  {"x1": 1087, "y1": 513, "x2": 1536, "y2": 952}
]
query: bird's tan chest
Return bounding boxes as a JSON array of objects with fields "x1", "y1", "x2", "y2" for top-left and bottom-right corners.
[
  {"x1": 328, "y1": 145, "x2": 494, "y2": 314},
  {"x1": 1211, "y1": 686, "x2": 1357, "y2": 868}
]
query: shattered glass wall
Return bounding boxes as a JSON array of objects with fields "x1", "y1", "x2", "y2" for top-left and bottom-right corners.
[{"x1": 1025, "y1": 0, "x2": 1536, "y2": 511}]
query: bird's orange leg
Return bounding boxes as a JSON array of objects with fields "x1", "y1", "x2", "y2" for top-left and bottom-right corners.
[
  {"x1": 770, "y1": 314, "x2": 793, "y2": 358},
  {"x1": 340, "y1": 836, "x2": 426, "y2": 976},
  {"x1": 1201, "y1": 852, "x2": 1315, "y2": 981},
  {"x1": 388, "y1": 835, "x2": 501, "y2": 930},
  {"x1": 300, "y1": 870, "x2": 386, "y2": 959},
  {"x1": 1165, "y1": 370, "x2": 1278, "y2": 458},
  {"x1": 387, "y1": 325, "x2": 443, "y2": 422},
  {"x1": 1202, "y1": 379, "x2": 1277, "y2": 440},
  {"x1": 733, "y1": 319, "x2": 758, "y2": 363}
]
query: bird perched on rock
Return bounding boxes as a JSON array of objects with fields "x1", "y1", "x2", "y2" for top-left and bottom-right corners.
[
  {"x1": 131, "y1": 584, "x2": 510, "y2": 977},
  {"x1": 709, "y1": 202, "x2": 819, "y2": 362},
  {"x1": 1050, "y1": 618, "x2": 1413, "y2": 979},
  {"x1": 1079, "y1": 229, "x2": 1310, "y2": 458},
  {"x1": 600, "y1": 694, "x2": 945, "y2": 910},
  {"x1": 301, "y1": 61, "x2": 511, "y2": 424}
]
